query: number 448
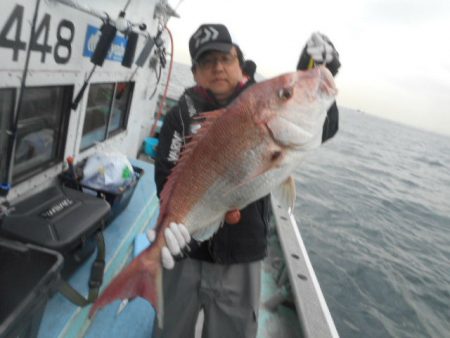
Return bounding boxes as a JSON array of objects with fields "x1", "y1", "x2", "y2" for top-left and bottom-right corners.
[{"x1": 0, "y1": 4, "x2": 75, "y2": 64}]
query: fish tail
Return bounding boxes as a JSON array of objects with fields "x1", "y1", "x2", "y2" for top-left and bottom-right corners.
[{"x1": 88, "y1": 241, "x2": 164, "y2": 326}]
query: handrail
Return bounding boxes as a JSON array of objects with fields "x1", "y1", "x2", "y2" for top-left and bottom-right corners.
[{"x1": 271, "y1": 195, "x2": 339, "y2": 338}]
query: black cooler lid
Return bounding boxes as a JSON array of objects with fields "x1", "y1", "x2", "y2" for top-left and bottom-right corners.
[{"x1": 0, "y1": 184, "x2": 110, "y2": 252}]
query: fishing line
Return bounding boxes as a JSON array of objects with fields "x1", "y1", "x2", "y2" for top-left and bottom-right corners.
[
  {"x1": 173, "y1": 0, "x2": 185, "y2": 11},
  {"x1": 178, "y1": 106, "x2": 186, "y2": 146},
  {"x1": 122, "y1": 0, "x2": 132, "y2": 12}
]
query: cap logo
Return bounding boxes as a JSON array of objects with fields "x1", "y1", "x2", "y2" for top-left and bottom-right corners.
[{"x1": 193, "y1": 26, "x2": 219, "y2": 48}]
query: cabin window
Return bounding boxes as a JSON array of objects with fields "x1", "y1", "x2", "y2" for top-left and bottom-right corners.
[
  {"x1": 80, "y1": 82, "x2": 134, "y2": 150},
  {"x1": 12, "y1": 86, "x2": 72, "y2": 183},
  {"x1": 0, "y1": 89, "x2": 15, "y2": 184},
  {"x1": 108, "y1": 82, "x2": 133, "y2": 136},
  {"x1": 80, "y1": 83, "x2": 114, "y2": 150},
  {"x1": 155, "y1": 96, "x2": 178, "y2": 117}
]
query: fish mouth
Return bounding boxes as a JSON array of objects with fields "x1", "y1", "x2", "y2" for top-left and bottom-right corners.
[
  {"x1": 317, "y1": 66, "x2": 337, "y2": 96},
  {"x1": 295, "y1": 66, "x2": 337, "y2": 99}
]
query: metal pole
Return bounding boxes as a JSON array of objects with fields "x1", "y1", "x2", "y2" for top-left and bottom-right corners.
[{"x1": 5, "y1": 0, "x2": 43, "y2": 191}]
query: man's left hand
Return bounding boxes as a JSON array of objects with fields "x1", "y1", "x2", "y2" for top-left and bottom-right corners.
[
  {"x1": 306, "y1": 32, "x2": 337, "y2": 65},
  {"x1": 297, "y1": 32, "x2": 341, "y2": 76}
]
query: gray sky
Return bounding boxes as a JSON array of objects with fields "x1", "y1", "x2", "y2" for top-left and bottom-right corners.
[{"x1": 165, "y1": 0, "x2": 450, "y2": 136}]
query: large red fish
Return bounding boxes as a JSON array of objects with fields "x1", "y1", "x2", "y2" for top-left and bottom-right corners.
[{"x1": 89, "y1": 66, "x2": 337, "y2": 327}]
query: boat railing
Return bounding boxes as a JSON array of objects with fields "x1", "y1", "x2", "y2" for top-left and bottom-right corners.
[{"x1": 270, "y1": 196, "x2": 339, "y2": 338}]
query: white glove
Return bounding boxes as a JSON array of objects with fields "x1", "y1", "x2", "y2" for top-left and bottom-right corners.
[
  {"x1": 147, "y1": 222, "x2": 191, "y2": 269},
  {"x1": 306, "y1": 32, "x2": 336, "y2": 65}
]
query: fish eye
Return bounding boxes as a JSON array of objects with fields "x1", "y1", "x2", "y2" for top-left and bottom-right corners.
[{"x1": 278, "y1": 87, "x2": 293, "y2": 100}]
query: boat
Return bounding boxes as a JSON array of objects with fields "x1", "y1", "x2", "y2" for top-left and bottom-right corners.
[{"x1": 0, "y1": 1, "x2": 338, "y2": 337}]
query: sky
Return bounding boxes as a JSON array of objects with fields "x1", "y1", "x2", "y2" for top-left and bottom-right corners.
[{"x1": 163, "y1": 0, "x2": 450, "y2": 136}]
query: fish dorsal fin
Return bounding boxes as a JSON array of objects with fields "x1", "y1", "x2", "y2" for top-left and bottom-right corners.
[{"x1": 158, "y1": 108, "x2": 226, "y2": 230}]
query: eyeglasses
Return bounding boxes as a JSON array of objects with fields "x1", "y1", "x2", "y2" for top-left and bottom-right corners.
[{"x1": 196, "y1": 53, "x2": 238, "y2": 70}]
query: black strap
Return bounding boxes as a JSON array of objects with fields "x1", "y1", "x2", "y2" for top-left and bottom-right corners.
[{"x1": 58, "y1": 231, "x2": 106, "y2": 306}]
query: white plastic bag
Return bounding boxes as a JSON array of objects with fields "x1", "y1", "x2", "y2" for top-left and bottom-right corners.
[{"x1": 81, "y1": 152, "x2": 134, "y2": 193}]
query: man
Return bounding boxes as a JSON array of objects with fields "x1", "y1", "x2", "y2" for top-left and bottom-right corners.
[{"x1": 153, "y1": 24, "x2": 340, "y2": 338}]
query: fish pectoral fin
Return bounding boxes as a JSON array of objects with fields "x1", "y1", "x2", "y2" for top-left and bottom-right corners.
[
  {"x1": 267, "y1": 116, "x2": 313, "y2": 147},
  {"x1": 273, "y1": 176, "x2": 297, "y2": 214},
  {"x1": 222, "y1": 145, "x2": 287, "y2": 199},
  {"x1": 191, "y1": 218, "x2": 224, "y2": 242}
]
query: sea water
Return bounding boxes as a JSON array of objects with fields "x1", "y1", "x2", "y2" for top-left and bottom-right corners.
[{"x1": 294, "y1": 108, "x2": 450, "y2": 338}]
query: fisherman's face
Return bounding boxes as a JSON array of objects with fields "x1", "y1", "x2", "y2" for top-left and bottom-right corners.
[{"x1": 194, "y1": 47, "x2": 243, "y2": 103}]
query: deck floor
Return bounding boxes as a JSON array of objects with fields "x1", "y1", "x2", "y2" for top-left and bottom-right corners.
[
  {"x1": 37, "y1": 159, "x2": 302, "y2": 338},
  {"x1": 258, "y1": 227, "x2": 303, "y2": 338}
]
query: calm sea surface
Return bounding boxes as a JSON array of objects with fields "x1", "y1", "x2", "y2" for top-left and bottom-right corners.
[{"x1": 293, "y1": 108, "x2": 450, "y2": 338}]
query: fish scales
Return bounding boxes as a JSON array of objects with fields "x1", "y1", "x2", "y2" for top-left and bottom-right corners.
[{"x1": 88, "y1": 66, "x2": 337, "y2": 328}]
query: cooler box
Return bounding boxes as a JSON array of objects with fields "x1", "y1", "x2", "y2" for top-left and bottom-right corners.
[
  {"x1": 0, "y1": 184, "x2": 110, "y2": 277},
  {"x1": 0, "y1": 238, "x2": 63, "y2": 338}
]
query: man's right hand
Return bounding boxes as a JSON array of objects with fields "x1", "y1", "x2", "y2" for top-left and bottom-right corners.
[{"x1": 151, "y1": 222, "x2": 190, "y2": 269}]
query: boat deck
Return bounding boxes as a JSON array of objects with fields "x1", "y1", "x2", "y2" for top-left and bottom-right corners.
[
  {"x1": 37, "y1": 159, "x2": 314, "y2": 338},
  {"x1": 38, "y1": 159, "x2": 159, "y2": 338}
]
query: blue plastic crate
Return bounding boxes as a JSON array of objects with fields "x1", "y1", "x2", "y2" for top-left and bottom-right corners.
[{"x1": 144, "y1": 137, "x2": 159, "y2": 158}]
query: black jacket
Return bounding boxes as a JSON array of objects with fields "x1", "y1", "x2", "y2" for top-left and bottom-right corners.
[{"x1": 154, "y1": 82, "x2": 271, "y2": 264}]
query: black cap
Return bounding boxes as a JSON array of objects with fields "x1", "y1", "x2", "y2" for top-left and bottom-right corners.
[{"x1": 189, "y1": 24, "x2": 234, "y2": 62}]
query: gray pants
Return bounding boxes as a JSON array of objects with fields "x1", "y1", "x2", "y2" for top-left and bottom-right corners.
[{"x1": 152, "y1": 258, "x2": 262, "y2": 338}]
